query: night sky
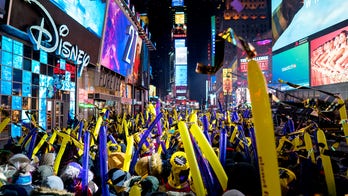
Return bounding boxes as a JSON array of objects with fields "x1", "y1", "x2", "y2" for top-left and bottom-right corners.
[{"x1": 133, "y1": 0, "x2": 220, "y2": 103}]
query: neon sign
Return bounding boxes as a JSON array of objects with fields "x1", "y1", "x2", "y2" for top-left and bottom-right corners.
[{"x1": 25, "y1": 0, "x2": 90, "y2": 77}]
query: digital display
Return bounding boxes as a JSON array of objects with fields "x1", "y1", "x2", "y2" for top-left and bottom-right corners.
[
  {"x1": 239, "y1": 56, "x2": 269, "y2": 72},
  {"x1": 172, "y1": 0, "x2": 184, "y2": 7},
  {"x1": 175, "y1": 86, "x2": 187, "y2": 96},
  {"x1": 175, "y1": 65, "x2": 187, "y2": 86},
  {"x1": 175, "y1": 12, "x2": 185, "y2": 24},
  {"x1": 223, "y1": 68, "x2": 232, "y2": 95},
  {"x1": 172, "y1": 24, "x2": 187, "y2": 38},
  {"x1": 50, "y1": 0, "x2": 106, "y2": 37},
  {"x1": 174, "y1": 39, "x2": 185, "y2": 48},
  {"x1": 310, "y1": 25, "x2": 348, "y2": 86},
  {"x1": 99, "y1": 0, "x2": 137, "y2": 76},
  {"x1": 237, "y1": 40, "x2": 272, "y2": 87},
  {"x1": 132, "y1": 36, "x2": 143, "y2": 85},
  {"x1": 175, "y1": 47, "x2": 187, "y2": 65},
  {"x1": 272, "y1": 42, "x2": 309, "y2": 90},
  {"x1": 272, "y1": 0, "x2": 348, "y2": 51},
  {"x1": 141, "y1": 43, "x2": 149, "y2": 87}
]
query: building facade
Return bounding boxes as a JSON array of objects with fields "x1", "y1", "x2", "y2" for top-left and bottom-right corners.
[{"x1": 0, "y1": 0, "x2": 153, "y2": 144}]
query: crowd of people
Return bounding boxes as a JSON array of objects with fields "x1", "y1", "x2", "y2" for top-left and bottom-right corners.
[{"x1": 0, "y1": 101, "x2": 347, "y2": 196}]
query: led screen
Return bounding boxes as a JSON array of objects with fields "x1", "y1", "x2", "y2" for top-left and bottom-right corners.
[
  {"x1": 272, "y1": 42, "x2": 309, "y2": 90},
  {"x1": 172, "y1": 24, "x2": 187, "y2": 38},
  {"x1": 100, "y1": 0, "x2": 137, "y2": 76},
  {"x1": 175, "y1": 12, "x2": 185, "y2": 24},
  {"x1": 272, "y1": 0, "x2": 348, "y2": 51},
  {"x1": 132, "y1": 36, "x2": 143, "y2": 85},
  {"x1": 175, "y1": 65, "x2": 187, "y2": 86},
  {"x1": 223, "y1": 68, "x2": 232, "y2": 95},
  {"x1": 310, "y1": 25, "x2": 348, "y2": 86},
  {"x1": 174, "y1": 39, "x2": 185, "y2": 48},
  {"x1": 50, "y1": 0, "x2": 106, "y2": 37},
  {"x1": 172, "y1": 0, "x2": 184, "y2": 7},
  {"x1": 176, "y1": 86, "x2": 187, "y2": 96},
  {"x1": 175, "y1": 47, "x2": 187, "y2": 65}
]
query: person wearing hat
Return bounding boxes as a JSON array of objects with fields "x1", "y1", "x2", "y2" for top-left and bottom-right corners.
[
  {"x1": 31, "y1": 175, "x2": 74, "y2": 196},
  {"x1": 107, "y1": 168, "x2": 131, "y2": 196},
  {"x1": 0, "y1": 154, "x2": 34, "y2": 195},
  {"x1": 164, "y1": 151, "x2": 191, "y2": 193},
  {"x1": 32, "y1": 153, "x2": 55, "y2": 186}
]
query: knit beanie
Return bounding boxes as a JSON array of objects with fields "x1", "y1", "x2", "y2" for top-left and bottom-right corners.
[
  {"x1": 40, "y1": 153, "x2": 56, "y2": 166},
  {"x1": 8, "y1": 154, "x2": 31, "y2": 173},
  {"x1": 42, "y1": 175, "x2": 64, "y2": 190},
  {"x1": 37, "y1": 165, "x2": 54, "y2": 180}
]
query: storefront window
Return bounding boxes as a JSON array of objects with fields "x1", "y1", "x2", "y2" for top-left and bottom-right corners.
[
  {"x1": 1, "y1": 81, "x2": 12, "y2": 95},
  {"x1": 11, "y1": 96, "x2": 22, "y2": 110},
  {"x1": 12, "y1": 83, "x2": 21, "y2": 96},
  {"x1": 2, "y1": 51, "x2": 12, "y2": 66},
  {"x1": 32, "y1": 60, "x2": 40, "y2": 74},
  {"x1": 13, "y1": 55, "x2": 23, "y2": 69},
  {"x1": 0, "y1": 35, "x2": 77, "y2": 139},
  {"x1": 1, "y1": 65, "x2": 11, "y2": 80}
]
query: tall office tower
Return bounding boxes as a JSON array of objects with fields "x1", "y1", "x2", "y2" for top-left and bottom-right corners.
[{"x1": 170, "y1": 1, "x2": 188, "y2": 100}]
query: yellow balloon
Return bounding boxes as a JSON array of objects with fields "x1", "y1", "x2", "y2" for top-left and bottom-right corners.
[
  {"x1": 178, "y1": 121, "x2": 206, "y2": 196},
  {"x1": 122, "y1": 135, "x2": 134, "y2": 172},
  {"x1": 190, "y1": 123, "x2": 228, "y2": 190}
]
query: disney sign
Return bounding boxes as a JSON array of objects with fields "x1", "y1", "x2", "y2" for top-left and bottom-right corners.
[{"x1": 25, "y1": 0, "x2": 90, "y2": 77}]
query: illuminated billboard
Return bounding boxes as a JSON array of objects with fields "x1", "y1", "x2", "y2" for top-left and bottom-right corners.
[
  {"x1": 310, "y1": 25, "x2": 348, "y2": 86},
  {"x1": 50, "y1": 0, "x2": 106, "y2": 37},
  {"x1": 272, "y1": 0, "x2": 348, "y2": 51},
  {"x1": 175, "y1": 47, "x2": 187, "y2": 65},
  {"x1": 237, "y1": 41, "x2": 272, "y2": 87},
  {"x1": 175, "y1": 65, "x2": 187, "y2": 86},
  {"x1": 132, "y1": 36, "x2": 143, "y2": 85},
  {"x1": 239, "y1": 56, "x2": 269, "y2": 72},
  {"x1": 174, "y1": 39, "x2": 186, "y2": 48},
  {"x1": 175, "y1": 12, "x2": 185, "y2": 24},
  {"x1": 223, "y1": 68, "x2": 232, "y2": 95},
  {"x1": 175, "y1": 86, "x2": 187, "y2": 96},
  {"x1": 172, "y1": 24, "x2": 187, "y2": 38},
  {"x1": 272, "y1": 42, "x2": 310, "y2": 90},
  {"x1": 172, "y1": 0, "x2": 184, "y2": 7},
  {"x1": 99, "y1": 0, "x2": 138, "y2": 76}
]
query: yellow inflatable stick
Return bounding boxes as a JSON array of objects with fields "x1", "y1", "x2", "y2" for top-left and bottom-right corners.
[
  {"x1": 190, "y1": 123, "x2": 228, "y2": 190},
  {"x1": 188, "y1": 110, "x2": 197, "y2": 124},
  {"x1": 178, "y1": 121, "x2": 205, "y2": 196},
  {"x1": 304, "y1": 132, "x2": 315, "y2": 164},
  {"x1": 0, "y1": 118, "x2": 10, "y2": 134},
  {"x1": 122, "y1": 115, "x2": 134, "y2": 172},
  {"x1": 32, "y1": 133, "x2": 48, "y2": 158},
  {"x1": 148, "y1": 103, "x2": 156, "y2": 121},
  {"x1": 247, "y1": 60, "x2": 281, "y2": 195},
  {"x1": 48, "y1": 129, "x2": 58, "y2": 145},
  {"x1": 91, "y1": 108, "x2": 107, "y2": 147},
  {"x1": 53, "y1": 131, "x2": 71, "y2": 174},
  {"x1": 317, "y1": 129, "x2": 336, "y2": 196}
]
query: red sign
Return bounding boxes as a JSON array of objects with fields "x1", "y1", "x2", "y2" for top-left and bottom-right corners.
[{"x1": 239, "y1": 55, "x2": 269, "y2": 72}]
